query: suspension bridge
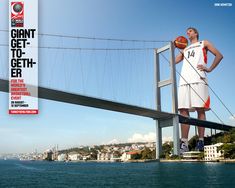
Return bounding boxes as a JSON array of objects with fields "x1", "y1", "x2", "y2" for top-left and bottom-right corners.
[{"x1": 0, "y1": 30, "x2": 234, "y2": 160}]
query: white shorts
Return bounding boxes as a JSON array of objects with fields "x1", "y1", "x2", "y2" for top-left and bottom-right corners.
[{"x1": 178, "y1": 83, "x2": 210, "y2": 112}]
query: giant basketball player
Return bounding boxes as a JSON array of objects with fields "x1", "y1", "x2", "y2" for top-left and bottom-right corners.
[{"x1": 175, "y1": 27, "x2": 223, "y2": 153}]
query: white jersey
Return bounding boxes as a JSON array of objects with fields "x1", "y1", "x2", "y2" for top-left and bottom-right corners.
[{"x1": 179, "y1": 40, "x2": 208, "y2": 86}]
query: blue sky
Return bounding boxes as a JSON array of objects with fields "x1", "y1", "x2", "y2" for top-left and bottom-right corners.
[{"x1": 0, "y1": 0, "x2": 235, "y2": 154}]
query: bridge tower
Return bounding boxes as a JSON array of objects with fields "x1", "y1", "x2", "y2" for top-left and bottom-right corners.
[{"x1": 154, "y1": 42, "x2": 180, "y2": 159}]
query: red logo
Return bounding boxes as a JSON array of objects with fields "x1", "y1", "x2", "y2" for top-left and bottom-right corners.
[{"x1": 11, "y1": 2, "x2": 24, "y2": 27}]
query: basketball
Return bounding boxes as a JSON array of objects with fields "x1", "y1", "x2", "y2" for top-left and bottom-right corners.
[
  {"x1": 13, "y1": 3, "x2": 23, "y2": 13},
  {"x1": 174, "y1": 36, "x2": 188, "y2": 49}
]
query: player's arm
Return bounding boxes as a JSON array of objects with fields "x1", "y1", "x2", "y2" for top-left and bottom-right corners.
[
  {"x1": 173, "y1": 39, "x2": 184, "y2": 64},
  {"x1": 175, "y1": 52, "x2": 183, "y2": 64},
  {"x1": 198, "y1": 40, "x2": 223, "y2": 72}
]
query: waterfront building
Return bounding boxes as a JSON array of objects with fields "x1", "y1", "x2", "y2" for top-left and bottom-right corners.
[
  {"x1": 182, "y1": 151, "x2": 202, "y2": 160},
  {"x1": 97, "y1": 152, "x2": 113, "y2": 161},
  {"x1": 121, "y1": 151, "x2": 139, "y2": 161},
  {"x1": 204, "y1": 143, "x2": 224, "y2": 161},
  {"x1": 43, "y1": 149, "x2": 53, "y2": 161},
  {"x1": 68, "y1": 152, "x2": 82, "y2": 161},
  {"x1": 57, "y1": 154, "x2": 67, "y2": 161}
]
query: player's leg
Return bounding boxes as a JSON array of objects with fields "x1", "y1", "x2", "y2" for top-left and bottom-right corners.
[
  {"x1": 180, "y1": 109, "x2": 190, "y2": 153},
  {"x1": 196, "y1": 107, "x2": 206, "y2": 138},
  {"x1": 180, "y1": 109, "x2": 190, "y2": 139},
  {"x1": 195, "y1": 108, "x2": 205, "y2": 151},
  {"x1": 191, "y1": 82, "x2": 209, "y2": 151},
  {"x1": 178, "y1": 84, "x2": 191, "y2": 154}
]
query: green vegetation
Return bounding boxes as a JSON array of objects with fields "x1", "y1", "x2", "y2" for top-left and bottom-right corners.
[
  {"x1": 128, "y1": 148, "x2": 156, "y2": 160},
  {"x1": 161, "y1": 142, "x2": 173, "y2": 159},
  {"x1": 131, "y1": 153, "x2": 142, "y2": 160},
  {"x1": 141, "y1": 147, "x2": 155, "y2": 159},
  {"x1": 214, "y1": 129, "x2": 235, "y2": 143},
  {"x1": 57, "y1": 128, "x2": 235, "y2": 160},
  {"x1": 210, "y1": 128, "x2": 235, "y2": 159},
  {"x1": 160, "y1": 128, "x2": 235, "y2": 160},
  {"x1": 188, "y1": 135, "x2": 198, "y2": 151},
  {"x1": 218, "y1": 143, "x2": 235, "y2": 159}
]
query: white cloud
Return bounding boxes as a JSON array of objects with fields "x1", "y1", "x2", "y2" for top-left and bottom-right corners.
[
  {"x1": 229, "y1": 115, "x2": 235, "y2": 121},
  {"x1": 107, "y1": 139, "x2": 119, "y2": 145},
  {"x1": 162, "y1": 136, "x2": 173, "y2": 143},
  {"x1": 127, "y1": 132, "x2": 173, "y2": 143},
  {"x1": 127, "y1": 132, "x2": 156, "y2": 143}
]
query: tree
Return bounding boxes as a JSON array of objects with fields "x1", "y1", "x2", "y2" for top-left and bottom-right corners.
[
  {"x1": 131, "y1": 153, "x2": 142, "y2": 160},
  {"x1": 229, "y1": 128, "x2": 235, "y2": 142},
  {"x1": 141, "y1": 147, "x2": 153, "y2": 159},
  {"x1": 223, "y1": 134, "x2": 231, "y2": 143},
  {"x1": 161, "y1": 142, "x2": 173, "y2": 159},
  {"x1": 218, "y1": 143, "x2": 235, "y2": 159},
  {"x1": 188, "y1": 135, "x2": 198, "y2": 151}
]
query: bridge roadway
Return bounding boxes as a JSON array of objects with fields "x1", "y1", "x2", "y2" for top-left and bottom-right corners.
[{"x1": 0, "y1": 79, "x2": 233, "y2": 131}]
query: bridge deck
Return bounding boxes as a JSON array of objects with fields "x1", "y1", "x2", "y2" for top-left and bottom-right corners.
[{"x1": 0, "y1": 79, "x2": 233, "y2": 131}]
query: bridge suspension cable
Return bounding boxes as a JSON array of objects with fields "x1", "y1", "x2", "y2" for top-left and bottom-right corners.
[
  {"x1": 0, "y1": 43, "x2": 154, "y2": 51},
  {"x1": 0, "y1": 29, "x2": 170, "y2": 43},
  {"x1": 0, "y1": 39, "x2": 153, "y2": 108},
  {"x1": 1, "y1": 27, "x2": 233, "y2": 118}
]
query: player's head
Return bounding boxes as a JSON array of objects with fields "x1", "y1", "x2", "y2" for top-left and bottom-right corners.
[{"x1": 186, "y1": 27, "x2": 199, "y2": 40}]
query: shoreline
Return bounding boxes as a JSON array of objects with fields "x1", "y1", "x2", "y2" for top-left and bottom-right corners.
[
  {"x1": 160, "y1": 159, "x2": 235, "y2": 163},
  {"x1": 2, "y1": 159, "x2": 235, "y2": 163}
]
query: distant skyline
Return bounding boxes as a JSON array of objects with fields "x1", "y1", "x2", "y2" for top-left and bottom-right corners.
[{"x1": 0, "y1": 0, "x2": 235, "y2": 154}]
